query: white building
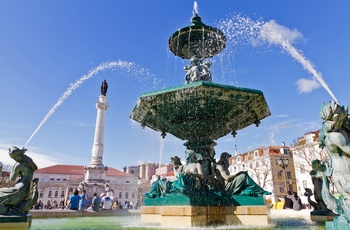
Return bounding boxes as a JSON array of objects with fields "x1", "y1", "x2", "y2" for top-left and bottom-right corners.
[
  {"x1": 290, "y1": 130, "x2": 328, "y2": 204},
  {"x1": 35, "y1": 164, "x2": 138, "y2": 206}
]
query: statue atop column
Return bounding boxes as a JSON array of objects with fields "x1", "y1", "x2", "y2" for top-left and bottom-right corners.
[{"x1": 101, "y1": 80, "x2": 108, "y2": 96}]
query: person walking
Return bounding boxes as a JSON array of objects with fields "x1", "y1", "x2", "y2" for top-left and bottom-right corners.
[
  {"x1": 65, "y1": 189, "x2": 81, "y2": 210},
  {"x1": 79, "y1": 189, "x2": 88, "y2": 210}
]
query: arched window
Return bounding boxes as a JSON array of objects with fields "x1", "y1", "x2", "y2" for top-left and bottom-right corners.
[
  {"x1": 119, "y1": 192, "x2": 122, "y2": 199},
  {"x1": 62, "y1": 179, "x2": 67, "y2": 181},
  {"x1": 50, "y1": 178, "x2": 54, "y2": 181},
  {"x1": 48, "y1": 191, "x2": 52, "y2": 197},
  {"x1": 56, "y1": 178, "x2": 60, "y2": 181},
  {"x1": 126, "y1": 181, "x2": 130, "y2": 183},
  {"x1": 61, "y1": 191, "x2": 65, "y2": 198},
  {"x1": 54, "y1": 191, "x2": 58, "y2": 198},
  {"x1": 125, "y1": 192, "x2": 128, "y2": 199}
]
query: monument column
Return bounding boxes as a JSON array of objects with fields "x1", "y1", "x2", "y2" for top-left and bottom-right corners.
[
  {"x1": 90, "y1": 94, "x2": 108, "y2": 166},
  {"x1": 84, "y1": 80, "x2": 109, "y2": 183}
]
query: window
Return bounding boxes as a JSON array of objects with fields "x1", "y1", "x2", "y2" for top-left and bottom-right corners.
[
  {"x1": 286, "y1": 171, "x2": 291, "y2": 179},
  {"x1": 254, "y1": 151, "x2": 258, "y2": 158},
  {"x1": 48, "y1": 191, "x2": 52, "y2": 198},
  {"x1": 61, "y1": 191, "x2": 65, "y2": 198},
  {"x1": 277, "y1": 171, "x2": 283, "y2": 179},
  {"x1": 263, "y1": 148, "x2": 269, "y2": 155},
  {"x1": 279, "y1": 186, "x2": 284, "y2": 193},
  {"x1": 132, "y1": 193, "x2": 135, "y2": 199},
  {"x1": 126, "y1": 181, "x2": 130, "y2": 183},
  {"x1": 125, "y1": 192, "x2": 129, "y2": 199},
  {"x1": 119, "y1": 192, "x2": 122, "y2": 199},
  {"x1": 50, "y1": 178, "x2": 54, "y2": 181},
  {"x1": 63, "y1": 179, "x2": 67, "y2": 181},
  {"x1": 40, "y1": 191, "x2": 43, "y2": 198},
  {"x1": 302, "y1": 180, "x2": 308, "y2": 188},
  {"x1": 54, "y1": 191, "x2": 58, "y2": 198},
  {"x1": 237, "y1": 156, "x2": 241, "y2": 162},
  {"x1": 56, "y1": 178, "x2": 60, "y2": 181}
]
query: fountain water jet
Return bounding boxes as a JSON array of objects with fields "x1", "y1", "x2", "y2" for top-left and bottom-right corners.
[
  {"x1": 217, "y1": 14, "x2": 339, "y2": 104},
  {"x1": 25, "y1": 60, "x2": 157, "y2": 147}
]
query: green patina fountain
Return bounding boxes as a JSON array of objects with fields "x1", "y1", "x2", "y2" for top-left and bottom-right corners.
[{"x1": 131, "y1": 8, "x2": 271, "y2": 227}]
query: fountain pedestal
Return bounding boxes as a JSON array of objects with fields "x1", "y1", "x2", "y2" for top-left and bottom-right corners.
[
  {"x1": 0, "y1": 214, "x2": 32, "y2": 229},
  {"x1": 141, "y1": 205, "x2": 269, "y2": 228}
]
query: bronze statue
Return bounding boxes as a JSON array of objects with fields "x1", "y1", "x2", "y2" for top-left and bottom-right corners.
[
  {"x1": 215, "y1": 152, "x2": 271, "y2": 196},
  {"x1": 0, "y1": 146, "x2": 39, "y2": 215},
  {"x1": 101, "y1": 80, "x2": 108, "y2": 96},
  {"x1": 319, "y1": 101, "x2": 350, "y2": 222}
]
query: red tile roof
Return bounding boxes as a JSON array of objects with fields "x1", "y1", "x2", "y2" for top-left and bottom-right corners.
[{"x1": 35, "y1": 164, "x2": 132, "y2": 177}]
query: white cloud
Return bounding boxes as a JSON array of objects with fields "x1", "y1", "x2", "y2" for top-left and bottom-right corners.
[
  {"x1": 0, "y1": 143, "x2": 63, "y2": 169},
  {"x1": 296, "y1": 78, "x2": 321, "y2": 93},
  {"x1": 259, "y1": 20, "x2": 304, "y2": 45},
  {"x1": 274, "y1": 114, "x2": 288, "y2": 118}
]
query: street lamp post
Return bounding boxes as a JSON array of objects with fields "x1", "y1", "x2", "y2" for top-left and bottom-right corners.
[{"x1": 276, "y1": 157, "x2": 289, "y2": 193}]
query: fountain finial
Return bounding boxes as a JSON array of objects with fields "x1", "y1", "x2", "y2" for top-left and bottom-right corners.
[{"x1": 168, "y1": 11, "x2": 226, "y2": 59}]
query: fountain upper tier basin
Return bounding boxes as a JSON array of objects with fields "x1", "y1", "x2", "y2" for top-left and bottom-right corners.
[
  {"x1": 130, "y1": 81, "x2": 270, "y2": 140},
  {"x1": 168, "y1": 14, "x2": 226, "y2": 59}
]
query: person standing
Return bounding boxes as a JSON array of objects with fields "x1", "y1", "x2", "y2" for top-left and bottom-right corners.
[
  {"x1": 292, "y1": 192, "x2": 303, "y2": 211},
  {"x1": 65, "y1": 189, "x2": 81, "y2": 210},
  {"x1": 79, "y1": 189, "x2": 88, "y2": 210},
  {"x1": 100, "y1": 193, "x2": 112, "y2": 210},
  {"x1": 284, "y1": 191, "x2": 293, "y2": 209}
]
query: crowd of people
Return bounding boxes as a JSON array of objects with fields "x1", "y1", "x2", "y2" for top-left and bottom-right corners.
[{"x1": 32, "y1": 189, "x2": 138, "y2": 211}]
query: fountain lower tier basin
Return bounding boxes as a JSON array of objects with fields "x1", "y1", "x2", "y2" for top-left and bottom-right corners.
[
  {"x1": 0, "y1": 214, "x2": 32, "y2": 230},
  {"x1": 130, "y1": 81, "x2": 270, "y2": 140},
  {"x1": 141, "y1": 205, "x2": 269, "y2": 228}
]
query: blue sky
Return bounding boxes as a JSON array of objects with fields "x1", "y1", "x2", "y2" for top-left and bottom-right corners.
[{"x1": 1, "y1": 1, "x2": 349, "y2": 170}]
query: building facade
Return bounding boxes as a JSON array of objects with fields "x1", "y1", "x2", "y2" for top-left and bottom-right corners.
[{"x1": 35, "y1": 164, "x2": 138, "y2": 207}]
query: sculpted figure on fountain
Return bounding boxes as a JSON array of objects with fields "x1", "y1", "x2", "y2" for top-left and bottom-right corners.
[
  {"x1": 145, "y1": 151, "x2": 270, "y2": 198},
  {"x1": 319, "y1": 100, "x2": 350, "y2": 223},
  {"x1": 215, "y1": 152, "x2": 271, "y2": 196},
  {"x1": 184, "y1": 56, "x2": 212, "y2": 84},
  {"x1": 0, "y1": 146, "x2": 39, "y2": 215}
]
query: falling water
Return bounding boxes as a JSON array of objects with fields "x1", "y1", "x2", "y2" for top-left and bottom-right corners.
[
  {"x1": 24, "y1": 60, "x2": 157, "y2": 147},
  {"x1": 158, "y1": 136, "x2": 165, "y2": 167},
  {"x1": 217, "y1": 14, "x2": 339, "y2": 104}
]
